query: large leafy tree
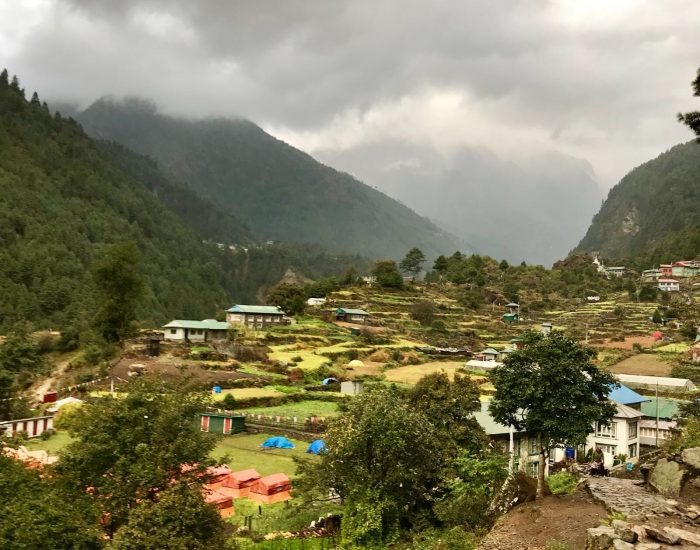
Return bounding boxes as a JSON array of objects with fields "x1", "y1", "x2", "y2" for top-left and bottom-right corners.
[
  {"x1": 489, "y1": 330, "x2": 617, "y2": 499},
  {"x1": 678, "y1": 68, "x2": 700, "y2": 139},
  {"x1": 408, "y1": 372, "x2": 487, "y2": 456},
  {"x1": 55, "y1": 378, "x2": 220, "y2": 539},
  {"x1": 110, "y1": 482, "x2": 226, "y2": 550},
  {"x1": 297, "y1": 386, "x2": 442, "y2": 546},
  {"x1": 399, "y1": 247, "x2": 426, "y2": 280},
  {"x1": 0, "y1": 455, "x2": 102, "y2": 549},
  {"x1": 265, "y1": 281, "x2": 306, "y2": 316},
  {"x1": 370, "y1": 260, "x2": 403, "y2": 289},
  {"x1": 92, "y1": 241, "x2": 143, "y2": 343}
]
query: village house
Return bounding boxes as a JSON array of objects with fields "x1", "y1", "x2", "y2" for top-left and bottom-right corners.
[
  {"x1": 605, "y1": 266, "x2": 626, "y2": 277},
  {"x1": 641, "y1": 268, "x2": 662, "y2": 281},
  {"x1": 639, "y1": 397, "x2": 683, "y2": 447},
  {"x1": 226, "y1": 305, "x2": 286, "y2": 329},
  {"x1": 0, "y1": 415, "x2": 54, "y2": 439},
  {"x1": 162, "y1": 319, "x2": 230, "y2": 342},
  {"x1": 306, "y1": 297, "x2": 327, "y2": 307},
  {"x1": 660, "y1": 264, "x2": 673, "y2": 277},
  {"x1": 658, "y1": 278, "x2": 680, "y2": 292},
  {"x1": 671, "y1": 261, "x2": 700, "y2": 278},
  {"x1": 476, "y1": 347, "x2": 501, "y2": 362},
  {"x1": 335, "y1": 308, "x2": 369, "y2": 324},
  {"x1": 585, "y1": 401, "x2": 643, "y2": 463}
]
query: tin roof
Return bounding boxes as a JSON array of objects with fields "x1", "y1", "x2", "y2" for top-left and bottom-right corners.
[
  {"x1": 607, "y1": 384, "x2": 648, "y2": 406},
  {"x1": 227, "y1": 305, "x2": 285, "y2": 314},
  {"x1": 163, "y1": 319, "x2": 229, "y2": 330},
  {"x1": 640, "y1": 397, "x2": 684, "y2": 420},
  {"x1": 336, "y1": 308, "x2": 369, "y2": 315}
]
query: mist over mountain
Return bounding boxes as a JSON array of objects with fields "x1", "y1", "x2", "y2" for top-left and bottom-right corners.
[
  {"x1": 74, "y1": 98, "x2": 465, "y2": 260},
  {"x1": 318, "y1": 141, "x2": 602, "y2": 266}
]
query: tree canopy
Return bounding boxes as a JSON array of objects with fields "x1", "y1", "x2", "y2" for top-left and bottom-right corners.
[
  {"x1": 399, "y1": 247, "x2": 426, "y2": 280},
  {"x1": 678, "y1": 67, "x2": 700, "y2": 139},
  {"x1": 489, "y1": 330, "x2": 617, "y2": 498}
]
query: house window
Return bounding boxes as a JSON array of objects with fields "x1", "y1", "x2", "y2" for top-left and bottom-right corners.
[
  {"x1": 596, "y1": 444, "x2": 617, "y2": 454},
  {"x1": 529, "y1": 438, "x2": 538, "y2": 455},
  {"x1": 527, "y1": 461, "x2": 538, "y2": 478},
  {"x1": 265, "y1": 315, "x2": 272, "y2": 322},
  {"x1": 628, "y1": 422, "x2": 638, "y2": 439},
  {"x1": 596, "y1": 422, "x2": 617, "y2": 438},
  {"x1": 170, "y1": 329, "x2": 177, "y2": 335},
  {"x1": 627, "y1": 443, "x2": 637, "y2": 458}
]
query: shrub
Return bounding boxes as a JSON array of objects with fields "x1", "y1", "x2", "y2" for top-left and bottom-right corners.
[
  {"x1": 546, "y1": 472, "x2": 578, "y2": 495},
  {"x1": 402, "y1": 351, "x2": 422, "y2": 365},
  {"x1": 36, "y1": 332, "x2": 58, "y2": 354},
  {"x1": 368, "y1": 349, "x2": 390, "y2": 362},
  {"x1": 234, "y1": 345, "x2": 269, "y2": 362},
  {"x1": 410, "y1": 301, "x2": 436, "y2": 326},
  {"x1": 221, "y1": 393, "x2": 236, "y2": 409}
]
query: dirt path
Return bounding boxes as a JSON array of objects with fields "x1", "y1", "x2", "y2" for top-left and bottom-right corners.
[
  {"x1": 30, "y1": 351, "x2": 80, "y2": 402},
  {"x1": 478, "y1": 489, "x2": 607, "y2": 550}
]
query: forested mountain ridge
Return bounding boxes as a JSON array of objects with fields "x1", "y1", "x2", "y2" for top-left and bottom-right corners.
[
  {"x1": 0, "y1": 71, "x2": 237, "y2": 328},
  {"x1": 575, "y1": 141, "x2": 700, "y2": 263},
  {"x1": 75, "y1": 97, "x2": 465, "y2": 259}
]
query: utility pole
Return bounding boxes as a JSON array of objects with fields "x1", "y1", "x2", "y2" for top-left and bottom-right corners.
[
  {"x1": 655, "y1": 383, "x2": 660, "y2": 448},
  {"x1": 508, "y1": 424, "x2": 515, "y2": 474}
]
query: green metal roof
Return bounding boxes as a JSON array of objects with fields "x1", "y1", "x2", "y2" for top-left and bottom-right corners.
[
  {"x1": 227, "y1": 305, "x2": 285, "y2": 315},
  {"x1": 163, "y1": 319, "x2": 229, "y2": 330},
  {"x1": 336, "y1": 308, "x2": 369, "y2": 315},
  {"x1": 640, "y1": 397, "x2": 686, "y2": 420},
  {"x1": 481, "y1": 348, "x2": 500, "y2": 355}
]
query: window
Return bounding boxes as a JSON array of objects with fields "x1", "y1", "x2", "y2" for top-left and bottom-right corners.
[
  {"x1": 527, "y1": 461, "x2": 538, "y2": 478},
  {"x1": 628, "y1": 421, "x2": 638, "y2": 439},
  {"x1": 265, "y1": 315, "x2": 272, "y2": 322},
  {"x1": 529, "y1": 438, "x2": 538, "y2": 455},
  {"x1": 170, "y1": 329, "x2": 177, "y2": 334},
  {"x1": 627, "y1": 443, "x2": 637, "y2": 458},
  {"x1": 596, "y1": 421, "x2": 617, "y2": 438},
  {"x1": 596, "y1": 444, "x2": 617, "y2": 454}
]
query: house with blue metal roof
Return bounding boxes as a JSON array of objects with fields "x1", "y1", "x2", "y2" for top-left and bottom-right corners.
[{"x1": 607, "y1": 384, "x2": 649, "y2": 410}]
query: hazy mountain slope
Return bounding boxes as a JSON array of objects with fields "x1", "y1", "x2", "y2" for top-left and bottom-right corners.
[
  {"x1": 96, "y1": 141, "x2": 254, "y2": 245},
  {"x1": 319, "y1": 141, "x2": 602, "y2": 266},
  {"x1": 0, "y1": 75, "x2": 236, "y2": 328},
  {"x1": 75, "y1": 98, "x2": 465, "y2": 259},
  {"x1": 575, "y1": 141, "x2": 700, "y2": 261}
]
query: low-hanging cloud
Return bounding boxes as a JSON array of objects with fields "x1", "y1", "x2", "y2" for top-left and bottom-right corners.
[{"x1": 1, "y1": 0, "x2": 699, "y2": 186}]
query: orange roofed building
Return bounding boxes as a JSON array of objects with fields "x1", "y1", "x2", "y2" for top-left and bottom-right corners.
[{"x1": 249, "y1": 473, "x2": 292, "y2": 504}]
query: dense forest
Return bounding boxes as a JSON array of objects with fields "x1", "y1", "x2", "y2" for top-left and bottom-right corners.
[
  {"x1": 576, "y1": 141, "x2": 700, "y2": 265},
  {"x1": 75, "y1": 97, "x2": 464, "y2": 259},
  {"x1": 0, "y1": 71, "x2": 368, "y2": 330}
]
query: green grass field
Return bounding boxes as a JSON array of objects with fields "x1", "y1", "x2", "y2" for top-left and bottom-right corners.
[
  {"x1": 211, "y1": 433, "x2": 315, "y2": 477},
  {"x1": 24, "y1": 431, "x2": 73, "y2": 454},
  {"x1": 238, "y1": 400, "x2": 339, "y2": 419}
]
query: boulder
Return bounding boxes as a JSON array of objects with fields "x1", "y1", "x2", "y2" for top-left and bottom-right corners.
[
  {"x1": 664, "y1": 527, "x2": 700, "y2": 546},
  {"x1": 587, "y1": 526, "x2": 617, "y2": 550},
  {"x1": 634, "y1": 545, "x2": 660, "y2": 550},
  {"x1": 643, "y1": 525, "x2": 680, "y2": 544},
  {"x1": 612, "y1": 540, "x2": 634, "y2": 550},
  {"x1": 682, "y1": 447, "x2": 700, "y2": 471},
  {"x1": 649, "y1": 458, "x2": 686, "y2": 498},
  {"x1": 611, "y1": 519, "x2": 638, "y2": 543}
]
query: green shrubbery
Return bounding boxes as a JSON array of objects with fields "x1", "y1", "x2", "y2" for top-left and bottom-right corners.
[{"x1": 546, "y1": 472, "x2": 578, "y2": 495}]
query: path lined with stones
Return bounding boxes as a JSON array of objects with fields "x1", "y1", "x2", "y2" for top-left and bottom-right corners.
[{"x1": 586, "y1": 477, "x2": 685, "y2": 522}]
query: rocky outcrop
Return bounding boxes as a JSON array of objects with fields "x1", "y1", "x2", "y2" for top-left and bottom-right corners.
[
  {"x1": 681, "y1": 448, "x2": 700, "y2": 471},
  {"x1": 648, "y1": 458, "x2": 687, "y2": 498}
]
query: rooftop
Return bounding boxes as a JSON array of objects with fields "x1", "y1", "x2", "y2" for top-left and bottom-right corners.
[
  {"x1": 640, "y1": 397, "x2": 686, "y2": 420},
  {"x1": 163, "y1": 319, "x2": 229, "y2": 330},
  {"x1": 614, "y1": 402, "x2": 644, "y2": 419},
  {"x1": 227, "y1": 305, "x2": 285, "y2": 315},
  {"x1": 607, "y1": 383, "x2": 648, "y2": 406},
  {"x1": 615, "y1": 373, "x2": 696, "y2": 389},
  {"x1": 336, "y1": 308, "x2": 369, "y2": 315}
]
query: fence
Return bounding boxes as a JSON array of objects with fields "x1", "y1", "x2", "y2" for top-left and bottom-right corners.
[{"x1": 242, "y1": 413, "x2": 327, "y2": 435}]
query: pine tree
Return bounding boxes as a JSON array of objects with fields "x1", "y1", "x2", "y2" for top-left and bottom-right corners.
[{"x1": 0, "y1": 69, "x2": 8, "y2": 86}]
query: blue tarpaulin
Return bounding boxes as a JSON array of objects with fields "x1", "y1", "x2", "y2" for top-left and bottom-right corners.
[
  {"x1": 261, "y1": 436, "x2": 295, "y2": 449},
  {"x1": 306, "y1": 439, "x2": 327, "y2": 454},
  {"x1": 321, "y1": 377, "x2": 338, "y2": 385}
]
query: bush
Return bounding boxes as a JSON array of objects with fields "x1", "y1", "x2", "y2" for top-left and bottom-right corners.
[
  {"x1": 221, "y1": 393, "x2": 236, "y2": 409},
  {"x1": 546, "y1": 472, "x2": 578, "y2": 495},
  {"x1": 234, "y1": 345, "x2": 270, "y2": 362},
  {"x1": 368, "y1": 349, "x2": 390, "y2": 362},
  {"x1": 410, "y1": 301, "x2": 436, "y2": 326},
  {"x1": 36, "y1": 332, "x2": 58, "y2": 354}
]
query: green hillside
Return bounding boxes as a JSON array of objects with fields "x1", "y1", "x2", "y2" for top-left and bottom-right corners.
[
  {"x1": 0, "y1": 72, "x2": 239, "y2": 329},
  {"x1": 576, "y1": 141, "x2": 700, "y2": 263},
  {"x1": 76, "y1": 98, "x2": 464, "y2": 259}
]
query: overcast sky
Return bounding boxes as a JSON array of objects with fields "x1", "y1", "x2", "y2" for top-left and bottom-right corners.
[{"x1": 1, "y1": 0, "x2": 699, "y2": 188}]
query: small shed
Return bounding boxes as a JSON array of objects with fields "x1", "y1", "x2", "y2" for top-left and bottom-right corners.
[
  {"x1": 199, "y1": 412, "x2": 246, "y2": 435},
  {"x1": 479, "y1": 348, "x2": 501, "y2": 362},
  {"x1": 222, "y1": 468, "x2": 261, "y2": 498},
  {"x1": 335, "y1": 308, "x2": 369, "y2": 324},
  {"x1": 502, "y1": 313, "x2": 519, "y2": 323},
  {"x1": 0, "y1": 415, "x2": 54, "y2": 439},
  {"x1": 250, "y1": 473, "x2": 292, "y2": 499},
  {"x1": 205, "y1": 465, "x2": 233, "y2": 488},
  {"x1": 203, "y1": 487, "x2": 234, "y2": 518},
  {"x1": 341, "y1": 380, "x2": 364, "y2": 395}
]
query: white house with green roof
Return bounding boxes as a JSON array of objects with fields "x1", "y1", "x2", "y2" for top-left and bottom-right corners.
[
  {"x1": 162, "y1": 319, "x2": 230, "y2": 342},
  {"x1": 226, "y1": 305, "x2": 286, "y2": 329}
]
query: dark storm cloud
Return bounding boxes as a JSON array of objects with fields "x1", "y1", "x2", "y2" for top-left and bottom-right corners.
[{"x1": 1, "y1": 0, "x2": 699, "y2": 184}]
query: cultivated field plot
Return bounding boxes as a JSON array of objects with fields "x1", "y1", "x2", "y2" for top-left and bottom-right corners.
[
  {"x1": 606, "y1": 353, "x2": 673, "y2": 376},
  {"x1": 211, "y1": 433, "x2": 315, "y2": 477},
  {"x1": 383, "y1": 361, "x2": 485, "y2": 385},
  {"x1": 216, "y1": 387, "x2": 284, "y2": 400},
  {"x1": 597, "y1": 336, "x2": 657, "y2": 350},
  {"x1": 239, "y1": 400, "x2": 340, "y2": 419}
]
